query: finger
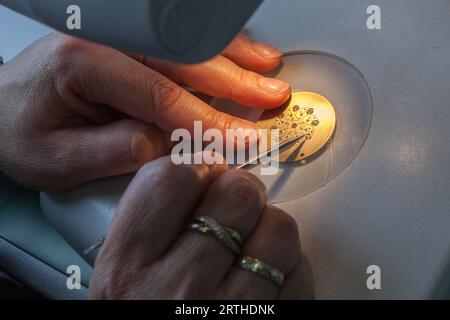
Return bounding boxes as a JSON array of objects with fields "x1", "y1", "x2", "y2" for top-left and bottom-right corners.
[
  {"x1": 278, "y1": 252, "x2": 314, "y2": 300},
  {"x1": 44, "y1": 119, "x2": 171, "y2": 191},
  {"x1": 68, "y1": 41, "x2": 258, "y2": 134},
  {"x1": 91, "y1": 157, "x2": 227, "y2": 299},
  {"x1": 97, "y1": 156, "x2": 228, "y2": 266},
  {"x1": 219, "y1": 205, "x2": 301, "y2": 299},
  {"x1": 223, "y1": 34, "x2": 283, "y2": 73},
  {"x1": 141, "y1": 55, "x2": 291, "y2": 109},
  {"x1": 163, "y1": 170, "x2": 267, "y2": 293}
]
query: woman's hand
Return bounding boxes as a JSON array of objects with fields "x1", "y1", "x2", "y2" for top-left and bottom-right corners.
[
  {"x1": 0, "y1": 32, "x2": 290, "y2": 191},
  {"x1": 90, "y1": 157, "x2": 313, "y2": 299}
]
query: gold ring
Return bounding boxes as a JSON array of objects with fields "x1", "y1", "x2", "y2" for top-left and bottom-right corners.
[
  {"x1": 189, "y1": 221, "x2": 243, "y2": 245},
  {"x1": 239, "y1": 256, "x2": 285, "y2": 287},
  {"x1": 188, "y1": 216, "x2": 242, "y2": 255}
]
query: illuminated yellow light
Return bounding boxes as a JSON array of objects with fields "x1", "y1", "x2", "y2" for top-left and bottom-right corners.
[{"x1": 257, "y1": 91, "x2": 336, "y2": 162}]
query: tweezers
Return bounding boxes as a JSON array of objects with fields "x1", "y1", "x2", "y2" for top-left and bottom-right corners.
[{"x1": 237, "y1": 134, "x2": 305, "y2": 170}]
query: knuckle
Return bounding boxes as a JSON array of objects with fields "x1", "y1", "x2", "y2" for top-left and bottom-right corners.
[
  {"x1": 212, "y1": 112, "x2": 235, "y2": 132},
  {"x1": 231, "y1": 66, "x2": 249, "y2": 84},
  {"x1": 219, "y1": 170, "x2": 266, "y2": 209},
  {"x1": 51, "y1": 36, "x2": 85, "y2": 71},
  {"x1": 137, "y1": 157, "x2": 209, "y2": 189},
  {"x1": 53, "y1": 35, "x2": 84, "y2": 56},
  {"x1": 174, "y1": 163, "x2": 210, "y2": 186},
  {"x1": 265, "y1": 205, "x2": 299, "y2": 243},
  {"x1": 150, "y1": 78, "x2": 182, "y2": 122},
  {"x1": 136, "y1": 156, "x2": 173, "y2": 181},
  {"x1": 49, "y1": 35, "x2": 93, "y2": 94},
  {"x1": 237, "y1": 33, "x2": 252, "y2": 44},
  {"x1": 227, "y1": 67, "x2": 260, "y2": 101},
  {"x1": 228, "y1": 67, "x2": 248, "y2": 97}
]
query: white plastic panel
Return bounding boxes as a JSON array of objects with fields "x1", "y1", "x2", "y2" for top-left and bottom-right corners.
[{"x1": 1, "y1": 0, "x2": 449, "y2": 299}]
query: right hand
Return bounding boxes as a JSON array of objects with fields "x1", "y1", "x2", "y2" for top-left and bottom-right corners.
[{"x1": 90, "y1": 157, "x2": 313, "y2": 299}]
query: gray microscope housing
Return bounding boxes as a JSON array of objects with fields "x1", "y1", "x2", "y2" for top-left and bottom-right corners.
[{"x1": 0, "y1": 0, "x2": 262, "y2": 64}]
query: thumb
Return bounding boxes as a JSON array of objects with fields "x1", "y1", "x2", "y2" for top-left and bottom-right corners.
[{"x1": 49, "y1": 119, "x2": 172, "y2": 189}]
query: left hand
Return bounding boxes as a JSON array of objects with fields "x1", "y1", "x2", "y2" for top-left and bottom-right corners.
[{"x1": 0, "y1": 32, "x2": 289, "y2": 191}]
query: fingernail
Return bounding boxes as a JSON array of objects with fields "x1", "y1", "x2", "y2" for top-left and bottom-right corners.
[
  {"x1": 259, "y1": 77, "x2": 290, "y2": 95},
  {"x1": 252, "y1": 42, "x2": 282, "y2": 59}
]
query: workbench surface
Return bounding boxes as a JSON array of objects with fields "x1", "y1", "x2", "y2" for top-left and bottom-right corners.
[{"x1": 1, "y1": 0, "x2": 449, "y2": 299}]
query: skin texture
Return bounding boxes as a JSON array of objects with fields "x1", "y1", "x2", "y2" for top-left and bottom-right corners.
[
  {"x1": 0, "y1": 32, "x2": 313, "y2": 299},
  {"x1": 0, "y1": 33, "x2": 290, "y2": 191},
  {"x1": 90, "y1": 156, "x2": 313, "y2": 300}
]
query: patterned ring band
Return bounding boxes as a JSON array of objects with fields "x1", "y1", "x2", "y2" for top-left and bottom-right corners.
[
  {"x1": 188, "y1": 216, "x2": 242, "y2": 255},
  {"x1": 239, "y1": 256, "x2": 285, "y2": 287}
]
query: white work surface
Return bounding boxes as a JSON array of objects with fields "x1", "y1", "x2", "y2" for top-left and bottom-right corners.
[{"x1": 1, "y1": 1, "x2": 449, "y2": 299}]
